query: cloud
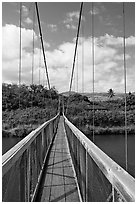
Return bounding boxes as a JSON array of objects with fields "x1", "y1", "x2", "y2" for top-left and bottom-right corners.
[
  {"x1": 90, "y1": 7, "x2": 99, "y2": 15},
  {"x1": 90, "y1": 3, "x2": 106, "y2": 15},
  {"x1": 22, "y1": 5, "x2": 29, "y2": 17},
  {"x1": 24, "y1": 17, "x2": 33, "y2": 24},
  {"x1": 47, "y1": 24, "x2": 57, "y2": 32},
  {"x1": 43, "y1": 41, "x2": 50, "y2": 48},
  {"x1": 65, "y1": 11, "x2": 85, "y2": 22},
  {"x1": 67, "y1": 11, "x2": 79, "y2": 20},
  {"x1": 2, "y1": 28, "x2": 134, "y2": 93},
  {"x1": 20, "y1": 4, "x2": 34, "y2": 26},
  {"x1": 97, "y1": 34, "x2": 135, "y2": 47},
  {"x1": 66, "y1": 24, "x2": 77, "y2": 30},
  {"x1": 63, "y1": 11, "x2": 85, "y2": 30},
  {"x1": 2, "y1": 24, "x2": 38, "y2": 61}
]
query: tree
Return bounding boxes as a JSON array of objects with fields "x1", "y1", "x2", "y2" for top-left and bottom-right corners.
[{"x1": 107, "y1": 89, "x2": 115, "y2": 99}]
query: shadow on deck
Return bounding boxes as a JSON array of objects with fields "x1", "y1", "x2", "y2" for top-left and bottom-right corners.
[{"x1": 35, "y1": 117, "x2": 80, "y2": 202}]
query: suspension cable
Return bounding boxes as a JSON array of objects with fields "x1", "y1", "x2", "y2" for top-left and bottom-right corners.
[
  {"x1": 77, "y1": 50, "x2": 79, "y2": 92},
  {"x1": 123, "y1": 2, "x2": 128, "y2": 172},
  {"x1": 18, "y1": 2, "x2": 22, "y2": 109},
  {"x1": 92, "y1": 2, "x2": 95, "y2": 143},
  {"x1": 35, "y1": 2, "x2": 50, "y2": 90},
  {"x1": 32, "y1": 3, "x2": 35, "y2": 85},
  {"x1": 66, "y1": 2, "x2": 83, "y2": 114},
  {"x1": 73, "y1": 65, "x2": 75, "y2": 92},
  {"x1": 69, "y1": 2, "x2": 83, "y2": 94}
]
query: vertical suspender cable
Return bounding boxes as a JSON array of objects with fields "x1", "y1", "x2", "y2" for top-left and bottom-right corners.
[
  {"x1": 123, "y1": 2, "x2": 128, "y2": 171},
  {"x1": 66, "y1": 2, "x2": 83, "y2": 114},
  {"x1": 43, "y1": 69, "x2": 45, "y2": 86},
  {"x1": 39, "y1": 68, "x2": 41, "y2": 85},
  {"x1": 31, "y1": 4, "x2": 35, "y2": 111},
  {"x1": 19, "y1": 2, "x2": 22, "y2": 109},
  {"x1": 39, "y1": 41, "x2": 41, "y2": 85},
  {"x1": 32, "y1": 3, "x2": 35, "y2": 85},
  {"x1": 35, "y1": 2, "x2": 50, "y2": 90},
  {"x1": 92, "y1": 2, "x2": 95, "y2": 143},
  {"x1": 82, "y1": 24, "x2": 84, "y2": 93}
]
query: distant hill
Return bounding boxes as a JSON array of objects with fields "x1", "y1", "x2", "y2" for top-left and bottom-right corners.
[
  {"x1": 81, "y1": 92, "x2": 126, "y2": 101},
  {"x1": 60, "y1": 91, "x2": 134, "y2": 101},
  {"x1": 61, "y1": 91, "x2": 76, "y2": 97}
]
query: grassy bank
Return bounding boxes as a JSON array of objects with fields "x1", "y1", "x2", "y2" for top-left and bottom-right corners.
[
  {"x1": 78, "y1": 125, "x2": 135, "y2": 136},
  {"x1": 66, "y1": 93, "x2": 135, "y2": 136},
  {"x1": 2, "y1": 124, "x2": 38, "y2": 138},
  {"x1": 2, "y1": 107, "x2": 58, "y2": 138},
  {"x1": 2, "y1": 84, "x2": 135, "y2": 138}
]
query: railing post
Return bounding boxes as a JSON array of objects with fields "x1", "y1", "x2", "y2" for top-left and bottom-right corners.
[
  {"x1": 42, "y1": 129, "x2": 44, "y2": 161},
  {"x1": 27, "y1": 148, "x2": 31, "y2": 201},
  {"x1": 112, "y1": 185, "x2": 115, "y2": 202},
  {"x1": 20, "y1": 152, "x2": 27, "y2": 201},
  {"x1": 85, "y1": 148, "x2": 88, "y2": 201}
]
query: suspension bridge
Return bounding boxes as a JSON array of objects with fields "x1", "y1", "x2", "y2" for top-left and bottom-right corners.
[{"x1": 2, "y1": 2, "x2": 135, "y2": 202}]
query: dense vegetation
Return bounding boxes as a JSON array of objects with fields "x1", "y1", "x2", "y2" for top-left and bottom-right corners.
[
  {"x1": 2, "y1": 83, "x2": 59, "y2": 111},
  {"x1": 65, "y1": 93, "x2": 135, "y2": 138},
  {"x1": 2, "y1": 83, "x2": 135, "y2": 138},
  {"x1": 2, "y1": 83, "x2": 59, "y2": 137}
]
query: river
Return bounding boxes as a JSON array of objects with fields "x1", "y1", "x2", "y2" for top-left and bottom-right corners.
[
  {"x1": 2, "y1": 134, "x2": 135, "y2": 177},
  {"x1": 2, "y1": 137, "x2": 21, "y2": 155},
  {"x1": 94, "y1": 134, "x2": 135, "y2": 177}
]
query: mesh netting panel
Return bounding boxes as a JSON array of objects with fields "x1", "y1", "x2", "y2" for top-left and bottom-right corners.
[
  {"x1": 30, "y1": 140, "x2": 38, "y2": 199},
  {"x1": 114, "y1": 188, "x2": 125, "y2": 202},
  {"x1": 36, "y1": 133, "x2": 42, "y2": 177},
  {"x1": 87, "y1": 154, "x2": 112, "y2": 202},
  {"x1": 79, "y1": 141, "x2": 86, "y2": 201},
  {"x1": 2, "y1": 157, "x2": 22, "y2": 201}
]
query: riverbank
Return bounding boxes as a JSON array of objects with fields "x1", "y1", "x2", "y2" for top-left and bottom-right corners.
[
  {"x1": 2, "y1": 122, "x2": 135, "y2": 138},
  {"x1": 2, "y1": 87, "x2": 135, "y2": 138},
  {"x1": 2, "y1": 124, "x2": 39, "y2": 138},
  {"x1": 79, "y1": 125, "x2": 135, "y2": 136}
]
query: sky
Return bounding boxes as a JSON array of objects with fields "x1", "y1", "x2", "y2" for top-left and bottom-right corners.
[{"x1": 2, "y1": 1, "x2": 135, "y2": 93}]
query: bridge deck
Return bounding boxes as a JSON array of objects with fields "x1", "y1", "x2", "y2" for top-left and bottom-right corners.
[{"x1": 36, "y1": 117, "x2": 80, "y2": 202}]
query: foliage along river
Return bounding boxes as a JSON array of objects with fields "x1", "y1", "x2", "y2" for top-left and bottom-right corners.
[{"x1": 2, "y1": 133, "x2": 135, "y2": 177}]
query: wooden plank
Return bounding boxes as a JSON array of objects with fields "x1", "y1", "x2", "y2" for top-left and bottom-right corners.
[
  {"x1": 39, "y1": 117, "x2": 80, "y2": 202},
  {"x1": 50, "y1": 167, "x2": 65, "y2": 202},
  {"x1": 50, "y1": 186, "x2": 66, "y2": 202},
  {"x1": 40, "y1": 154, "x2": 54, "y2": 202}
]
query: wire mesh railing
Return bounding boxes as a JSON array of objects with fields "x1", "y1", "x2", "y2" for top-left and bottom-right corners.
[
  {"x1": 2, "y1": 114, "x2": 59, "y2": 202},
  {"x1": 63, "y1": 115, "x2": 135, "y2": 202}
]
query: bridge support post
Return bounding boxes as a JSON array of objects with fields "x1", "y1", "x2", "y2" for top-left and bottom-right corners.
[
  {"x1": 85, "y1": 148, "x2": 88, "y2": 201},
  {"x1": 112, "y1": 185, "x2": 115, "y2": 202},
  {"x1": 42, "y1": 129, "x2": 44, "y2": 161},
  {"x1": 20, "y1": 151, "x2": 27, "y2": 201},
  {"x1": 27, "y1": 148, "x2": 31, "y2": 201}
]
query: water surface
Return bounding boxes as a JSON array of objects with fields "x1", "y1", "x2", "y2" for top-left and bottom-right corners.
[
  {"x1": 2, "y1": 134, "x2": 135, "y2": 177},
  {"x1": 94, "y1": 134, "x2": 135, "y2": 177}
]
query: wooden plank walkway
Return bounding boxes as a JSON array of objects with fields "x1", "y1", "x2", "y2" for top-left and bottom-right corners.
[{"x1": 36, "y1": 116, "x2": 80, "y2": 202}]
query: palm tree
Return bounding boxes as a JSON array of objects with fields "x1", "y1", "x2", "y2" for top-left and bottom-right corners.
[{"x1": 107, "y1": 88, "x2": 115, "y2": 99}]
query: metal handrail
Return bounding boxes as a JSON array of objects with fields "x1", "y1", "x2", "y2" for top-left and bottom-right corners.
[
  {"x1": 63, "y1": 115, "x2": 135, "y2": 202},
  {"x1": 2, "y1": 114, "x2": 59, "y2": 176},
  {"x1": 2, "y1": 114, "x2": 59, "y2": 202}
]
